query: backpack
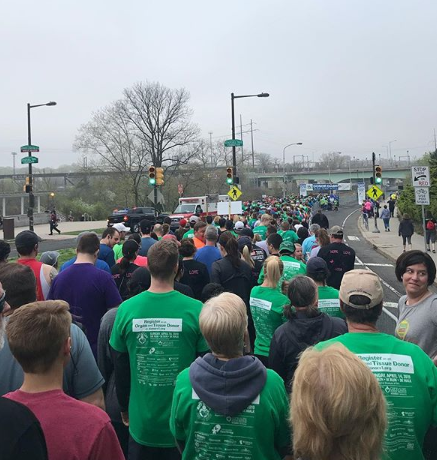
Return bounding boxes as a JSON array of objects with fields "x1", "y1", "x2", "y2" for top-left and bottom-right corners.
[{"x1": 427, "y1": 220, "x2": 436, "y2": 231}]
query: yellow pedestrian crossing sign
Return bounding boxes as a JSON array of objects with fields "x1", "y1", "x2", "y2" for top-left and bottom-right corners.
[
  {"x1": 228, "y1": 186, "x2": 242, "y2": 201},
  {"x1": 367, "y1": 185, "x2": 383, "y2": 200}
]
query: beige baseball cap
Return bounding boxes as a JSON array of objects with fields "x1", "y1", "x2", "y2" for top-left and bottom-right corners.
[{"x1": 339, "y1": 270, "x2": 383, "y2": 309}]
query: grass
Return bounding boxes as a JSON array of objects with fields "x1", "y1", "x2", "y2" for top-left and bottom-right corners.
[{"x1": 9, "y1": 247, "x2": 78, "y2": 268}]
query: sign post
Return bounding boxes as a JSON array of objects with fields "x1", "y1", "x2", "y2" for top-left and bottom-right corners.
[{"x1": 412, "y1": 166, "x2": 430, "y2": 251}]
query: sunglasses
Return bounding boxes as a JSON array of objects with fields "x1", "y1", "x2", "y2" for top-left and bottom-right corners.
[{"x1": 0, "y1": 290, "x2": 6, "y2": 314}]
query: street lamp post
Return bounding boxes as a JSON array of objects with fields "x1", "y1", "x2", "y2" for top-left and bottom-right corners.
[
  {"x1": 388, "y1": 140, "x2": 397, "y2": 165},
  {"x1": 11, "y1": 152, "x2": 17, "y2": 176},
  {"x1": 231, "y1": 92, "x2": 269, "y2": 180},
  {"x1": 282, "y1": 143, "x2": 303, "y2": 198},
  {"x1": 27, "y1": 101, "x2": 57, "y2": 231}
]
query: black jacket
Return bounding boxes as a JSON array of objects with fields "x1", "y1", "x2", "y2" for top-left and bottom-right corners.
[
  {"x1": 211, "y1": 256, "x2": 253, "y2": 306},
  {"x1": 269, "y1": 311, "x2": 347, "y2": 393},
  {"x1": 311, "y1": 212, "x2": 329, "y2": 229},
  {"x1": 399, "y1": 218, "x2": 414, "y2": 237}
]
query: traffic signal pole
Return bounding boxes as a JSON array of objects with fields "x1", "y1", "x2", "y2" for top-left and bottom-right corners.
[
  {"x1": 372, "y1": 151, "x2": 380, "y2": 233},
  {"x1": 27, "y1": 104, "x2": 35, "y2": 232}
]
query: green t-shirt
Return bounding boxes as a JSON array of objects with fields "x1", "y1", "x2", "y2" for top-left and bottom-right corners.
[
  {"x1": 110, "y1": 290, "x2": 209, "y2": 447},
  {"x1": 182, "y1": 228, "x2": 194, "y2": 239},
  {"x1": 317, "y1": 286, "x2": 344, "y2": 318},
  {"x1": 257, "y1": 255, "x2": 306, "y2": 285},
  {"x1": 248, "y1": 218, "x2": 257, "y2": 228},
  {"x1": 250, "y1": 286, "x2": 289, "y2": 356},
  {"x1": 253, "y1": 225, "x2": 267, "y2": 240},
  {"x1": 170, "y1": 367, "x2": 290, "y2": 460},
  {"x1": 316, "y1": 333, "x2": 437, "y2": 460},
  {"x1": 277, "y1": 230, "x2": 298, "y2": 244},
  {"x1": 113, "y1": 243, "x2": 123, "y2": 261}
]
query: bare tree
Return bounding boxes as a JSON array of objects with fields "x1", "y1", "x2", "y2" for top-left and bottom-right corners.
[
  {"x1": 74, "y1": 82, "x2": 199, "y2": 205},
  {"x1": 121, "y1": 82, "x2": 199, "y2": 168},
  {"x1": 74, "y1": 101, "x2": 150, "y2": 205}
]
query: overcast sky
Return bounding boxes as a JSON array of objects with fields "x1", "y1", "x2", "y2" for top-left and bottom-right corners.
[{"x1": 2, "y1": 0, "x2": 437, "y2": 169}]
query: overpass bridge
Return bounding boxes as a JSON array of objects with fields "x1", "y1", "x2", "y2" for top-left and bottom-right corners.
[{"x1": 247, "y1": 166, "x2": 410, "y2": 186}]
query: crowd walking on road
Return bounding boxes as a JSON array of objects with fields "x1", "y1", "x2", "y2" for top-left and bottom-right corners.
[{"x1": 1, "y1": 193, "x2": 437, "y2": 460}]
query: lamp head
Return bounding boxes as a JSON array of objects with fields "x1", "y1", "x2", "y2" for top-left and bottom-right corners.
[
  {"x1": 46, "y1": 101, "x2": 57, "y2": 106},
  {"x1": 257, "y1": 93, "x2": 269, "y2": 98}
]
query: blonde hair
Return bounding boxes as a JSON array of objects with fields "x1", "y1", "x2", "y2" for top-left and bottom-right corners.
[
  {"x1": 253, "y1": 233, "x2": 262, "y2": 243},
  {"x1": 291, "y1": 344, "x2": 387, "y2": 460},
  {"x1": 7, "y1": 300, "x2": 71, "y2": 373},
  {"x1": 200, "y1": 292, "x2": 247, "y2": 358},
  {"x1": 263, "y1": 256, "x2": 284, "y2": 286},
  {"x1": 260, "y1": 213, "x2": 272, "y2": 225},
  {"x1": 241, "y1": 245, "x2": 255, "y2": 268}
]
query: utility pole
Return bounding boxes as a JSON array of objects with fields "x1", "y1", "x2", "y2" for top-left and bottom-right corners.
[
  {"x1": 372, "y1": 151, "x2": 380, "y2": 233},
  {"x1": 240, "y1": 114, "x2": 244, "y2": 164},
  {"x1": 250, "y1": 119, "x2": 254, "y2": 168},
  {"x1": 209, "y1": 131, "x2": 213, "y2": 167},
  {"x1": 11, "y1": 152, "x2": 17, "y2": 176}
]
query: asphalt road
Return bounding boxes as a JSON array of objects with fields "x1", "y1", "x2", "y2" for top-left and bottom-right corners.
[{"x1": 320, "y1": 198, "x2": 426, "y2": 335}]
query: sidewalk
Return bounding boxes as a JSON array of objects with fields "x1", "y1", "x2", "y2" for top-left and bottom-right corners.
[
  {"x1": 0, "y1": 220, "x2": 108, "y2": 242},
  {"x1": 357, "y1": 213, "x2": 437, "y2": 265}
]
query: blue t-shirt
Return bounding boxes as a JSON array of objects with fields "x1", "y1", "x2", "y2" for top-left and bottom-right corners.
[
  {"x1": 98, "y1": 243, "x2": 116, "y2": 268},
  {"x1": 194, "y1": 246, "x2": 221, "y2": 274},
  {"x1": 0, "y1": 323, "x2": 103, "y2": 399},
  {"x1": 48, "y1": 263, "x2": 122, "y2": 357},
  {"x1": 302, "y1": 235, "x2": 316, "y2": 259},
  {"x1": 60, "y1": 257, "x2": 111, "y2": 274},
  {"x1": 139, "y1": 237, "x2": 157, "y2": 257}
]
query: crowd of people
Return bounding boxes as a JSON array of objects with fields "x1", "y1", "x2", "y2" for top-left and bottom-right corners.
[{"x1": 0, "y1": 194, "x2": 437, "y2": 460}]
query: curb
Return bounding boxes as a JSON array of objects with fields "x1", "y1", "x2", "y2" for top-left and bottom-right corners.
[{"x1": 356, "y1": 215, "x2": 399, "y2": 265}]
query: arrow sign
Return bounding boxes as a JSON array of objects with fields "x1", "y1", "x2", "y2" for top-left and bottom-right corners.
[
  {"x1": 148, "y1": 189, "x2": 165, "y2": 204},
  {"x1": 411, "y1": 166, "x2": 430, "y2": 187}
]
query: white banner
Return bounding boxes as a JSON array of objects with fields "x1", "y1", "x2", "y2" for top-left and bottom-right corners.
[
  {"x1": 217, "y1": 201, "x2": 243, "y2": 215},
  {"x1": 357, "y1": 183, "x2": 366, "y2": 205},
  {"x1": 299, "y1": 184, "x2": 307, "y2": 197},
  {"x1": 338, "y1": 183, "x2": 351, "y2": 191}
]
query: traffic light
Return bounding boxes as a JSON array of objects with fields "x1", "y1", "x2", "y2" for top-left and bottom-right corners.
[
  {"x1": 155, "y1": 167, "x2": 164, "y2": 186},
  {"x1": 23, "y1": 177, "x2": 32, "y2": 193},
  {"x1": 375, "y1": 165, "x2": 382, "y2": 184},
  {"x1": 148, "y1": 166, "x2": 156, "y2": 185},
  {"x1": 226, "y1": 167, "x2": 233, "y2": 185}
]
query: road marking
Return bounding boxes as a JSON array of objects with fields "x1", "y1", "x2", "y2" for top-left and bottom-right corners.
[
  {"x1": 383, "y1": 302, "x2": 399, "y2": 309},
  {"x1": 348, "y1": 236, "x2": 360, "y2": 241},
  {"x1": 342, "y1": 209, "x2": 359, "y2": 228},
  {"x1": 354, "y1": 262, "x2": 394, "y2": 267},
  {"x1": 354, "y1": 255, "x2": 401, "y2": 323}
]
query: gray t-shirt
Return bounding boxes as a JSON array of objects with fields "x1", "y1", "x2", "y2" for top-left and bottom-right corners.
[
  {"x1": 0, "y1": 322, "x2": 104, "y2": 399},
  {"x1": 396, "y1": 293, "x2": 437, "y2": 359},
  {"x1": 97, "y1": 308, "x2": 120, "y2": 422}
]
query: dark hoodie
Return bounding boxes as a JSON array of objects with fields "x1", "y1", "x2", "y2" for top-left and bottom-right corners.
[
  {"x1": 269, "y1": 310, "x2": 347, "y2": 393},
  {"x1": 189, "y1": 353, "x2": 266, "y2": 417}
]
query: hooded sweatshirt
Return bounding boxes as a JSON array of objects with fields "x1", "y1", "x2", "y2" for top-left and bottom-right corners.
[
  {"x1": 189, "y1": 354, "x2": 266, "y2": 417},
  {"x1": 170, "y1": 353, "x2": 290, "y2": 460},
  {"x1": 269, "y1": 310, "x2": 347, "y2": 392}
]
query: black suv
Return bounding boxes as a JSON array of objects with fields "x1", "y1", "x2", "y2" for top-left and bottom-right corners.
[{"x1": 107, "y1": 207, "x2": 168, "y2": 233}]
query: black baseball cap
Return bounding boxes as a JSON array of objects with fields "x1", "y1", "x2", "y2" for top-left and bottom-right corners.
[{"x1": 15, "y1": 231, "x2": 42, "y2": 248}]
